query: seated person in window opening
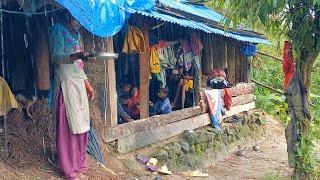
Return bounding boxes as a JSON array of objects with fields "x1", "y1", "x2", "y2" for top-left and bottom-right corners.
[
  {"x1": 125, "y1": 87, "x2": 141, "y2": 119},
  {"x1": 170, "y1": 65, "x2": 194, "y2": 110},
  {"x1": 150, "y1": 87, "x2": 172, "y2": 115},
  {"x1": 117, "y1": 81, "x2": 132, "y2": 103}
]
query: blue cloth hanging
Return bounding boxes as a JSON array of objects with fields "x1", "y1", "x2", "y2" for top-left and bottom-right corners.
[
  {"x1": 241, "y1": 44, "x2": 257, "y2": 57},
  {"x1": 54, "y1": 0, "x2": 155, "y2": 37}
]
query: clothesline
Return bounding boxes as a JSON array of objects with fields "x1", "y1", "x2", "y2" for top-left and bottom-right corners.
[{"x1": 0, "y1": 7, "x2": 62, "y2": 15}]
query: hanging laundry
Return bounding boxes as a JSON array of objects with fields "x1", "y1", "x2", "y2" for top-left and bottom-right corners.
[
  {"x1": 223, "y1": 89, "x2": 232, "y2": 110},
  {"x1": 158, "y1": 43, "x2": 178, "y2": 69},
  {"x1": 0, "y1": 77, "x2": 19, "y2": 115},
  {"x1": 241, "y1": 44, "x2": 257, "y2": 57},
  {"x1": 150, "y1": 46, "x2": 161, "y2": 74},
  {"x1": 179, "y1": 39, "x2": 193, "y2": 71},
  {"x1": 190, "y1": 33, "x2": 203, "y2": 55},
  {"x1": 122, "y1": 26, "x2": 146, "y2": 54},
  {"x1": 204, "y1": 89, "x2": 224, "y2": 131},
  {"x1": 282, "y1": 41, "x2": 295, "y2": 89}
]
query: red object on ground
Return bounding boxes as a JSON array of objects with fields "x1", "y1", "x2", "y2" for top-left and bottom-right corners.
[{"x1": 282, "y1": 41, "x2": 295, "y2": 90}]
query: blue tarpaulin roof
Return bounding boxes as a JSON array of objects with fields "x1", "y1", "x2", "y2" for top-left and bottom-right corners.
[{"x1": 54, "y1": 0, "x2": 155, "y2": 37}]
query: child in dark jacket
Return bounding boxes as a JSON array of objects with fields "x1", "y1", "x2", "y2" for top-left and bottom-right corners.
[{"x1": 150, "y1": 87, "x2": 172, "y2": 115}]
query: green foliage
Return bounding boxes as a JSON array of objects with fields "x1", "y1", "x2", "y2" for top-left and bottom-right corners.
[{"x1": 208, "y1": 0, "x2": 320, "y2": 177}]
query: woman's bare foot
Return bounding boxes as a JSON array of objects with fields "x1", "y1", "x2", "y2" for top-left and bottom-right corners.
[{"x1": 78, "y1": 173, "x2": 88, "y2": 180}]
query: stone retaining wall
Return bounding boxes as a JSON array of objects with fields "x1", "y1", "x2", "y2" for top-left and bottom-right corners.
[{"x1": 151, "y1": 109, "x2": 267, "y2": 171}]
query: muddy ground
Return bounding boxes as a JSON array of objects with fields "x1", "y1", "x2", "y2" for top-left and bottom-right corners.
[{"x1": 0, "y1": 116, "x2": 293, "y2": 180}]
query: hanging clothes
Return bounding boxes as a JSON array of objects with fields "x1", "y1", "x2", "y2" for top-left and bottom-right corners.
[
  {"x1": 190, "y1": 33, "x2": 203, "y2": 55},
  {"x1": 158, "y1": 44, "x2": 178, "y2": 69},
  {"x1": 204, "y1": 89, "x2": 224, "y2": 131},
  {"x1": 223, "y1": 89, "x2": 232, "y2": 110},
  {"x1": 179, "y1": 39, "x2": 193, "y2": 71},
  {"x1": 122, "y1": 26, "x2": 146, "y2": 54},
  {"x1": 284, "y1": 72, "x2": 311, "y2": 168},
  {"x1": 241, "y1": 44, "x2": 257, "y2": 57},
  {"x1": 282, "y1": 41, "x2": 295, "y2": 89},
  {"x1": 150, "y1": 45, "x2": 161, "y2": 74},
  {"x1": 0, "y1": 76, "x2": 19, "y2": 115}
]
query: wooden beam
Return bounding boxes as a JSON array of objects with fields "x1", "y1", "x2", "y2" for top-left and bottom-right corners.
[
  {"x1": 105, "y1": 37, "x2": 118, "y2": 126},
  {"x1": 139, "y1": 22, "x2": 150, "y2": 119},
  {"x1": 117, "y1": 102, "x2": 256, "y2": 153},
  {"x1": 104, "y1": 106, "x2": 202, "y2": 142}
]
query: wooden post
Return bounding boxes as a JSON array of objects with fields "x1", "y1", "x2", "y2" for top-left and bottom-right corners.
[
  {"x1": 227, "y1": 41, "x2": 236, "y2": 84},
  {"x1": 105, "y1": 37, "x2": 118, "y2": 126},
  {"x1": 201, "y1": 34, "x2": 213, "y2": 75},
  {"x1": 139, "y1": 22, "x2": 150, "y2": 119},
  {"x1": 83, "y1": 31, "x2": 117, "y2": 126}
]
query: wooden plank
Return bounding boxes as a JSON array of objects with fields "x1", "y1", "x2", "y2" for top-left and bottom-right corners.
[
  {"x1": 225, "y1": 102, "x2": 255, "y2": 117},
  {"x1": 231, "y1": 94, "x2": 254, "y2": 106},
  {"x1": 117, "y1": 113, "x2": 211, "y2": 153},
  {"x1": 117, "y1": 102, "x2": 256, "y2": 153},
  {"x1": 227, "y1": 83, "x2": 254, "y2": 97},
  {"x1": 105, "y1": 37, "x2": 118, "y2": 126},
  {"x1": 104, "y1": 106, "x2": 202, "y2": 142},
  {"x1": 139, "y1": 22, "x2": 150, "y2": 119}
]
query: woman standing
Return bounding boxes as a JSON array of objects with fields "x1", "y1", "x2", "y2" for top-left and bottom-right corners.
[{"x1": 49, "y1": 12, "x2": 94, "y2": 180}]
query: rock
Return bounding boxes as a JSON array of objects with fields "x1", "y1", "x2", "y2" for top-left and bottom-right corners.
[
  {"x1": 253, "y1": 145, "x2": 260, "y2": 151},
  {"x1": 235, "y1": 150, "x2": 245, "y2": 156},
  {"x1": 184, "y1": 131, "x2": 197, "y2": 145},
  {"x1": 180, "y1": 141, "x2": 190, "y2": 153},
  {"x1": 152, "y1": 176, "x2": 162, "y2": 180},
  {"x1": 255, "y1": 115, "x2": 267, "y2": 126},
  {"x1": 196, "y1": 131, "x2": 216, "y2": 143},
  {"x1": 153, "y1": 150, "x2": 169, "y2": 164},
  {"x1": 173, "y1": 142, "x2": 182, "y2": 155}
]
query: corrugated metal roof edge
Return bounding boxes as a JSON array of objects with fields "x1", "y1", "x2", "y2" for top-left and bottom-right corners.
[{"x1": 126, "y1": 8, "x2": 270, "y2": 44}]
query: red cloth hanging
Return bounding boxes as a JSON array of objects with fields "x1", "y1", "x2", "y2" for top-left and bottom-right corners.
[
  {"x1": 223, "y1": 89, "x2": 232, "y2": 110},
  {"x1": 282, "y1": 41, "x2": 295, "y2": 90}
]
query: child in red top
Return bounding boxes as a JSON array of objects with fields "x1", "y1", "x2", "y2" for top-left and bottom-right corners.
[{"x1": 126, "y1": 87, "x2": 140, "y2": 119}]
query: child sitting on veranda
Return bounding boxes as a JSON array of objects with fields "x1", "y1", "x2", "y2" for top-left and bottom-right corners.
[
  {"x1": 126, "y1": 87, "x2": 140, "y2": 119},
  {"x1": 150, "y1": 87, "x2": 172, "y2": 115}
]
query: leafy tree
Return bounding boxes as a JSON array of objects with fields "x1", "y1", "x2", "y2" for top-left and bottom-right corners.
[{"x1": 208, "y1": 0, "x2": 320, "y2": 178}]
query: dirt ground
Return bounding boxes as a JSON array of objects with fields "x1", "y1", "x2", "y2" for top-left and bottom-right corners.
[{"x1": 0, "y1": 116, "x2": 293, "y2": 180}]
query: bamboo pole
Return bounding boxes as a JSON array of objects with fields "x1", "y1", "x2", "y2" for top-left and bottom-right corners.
[
  {"x1": 251, "y1": 78, "x2": 284, "y2": 94},
  {"x1": 251, "y1": 78, "x2": 316, "y2": 107},
  {"x1": 257, "y1": 51, "x2": 282, "y2": 62}
]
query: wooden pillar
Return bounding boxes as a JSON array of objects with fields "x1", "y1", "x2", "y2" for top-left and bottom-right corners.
[
  {"x1": 139, "y1": 23, "x2": 150, "y2": 119},
  {"x1": 105, "y1": 37, "x2": 118, "y2": 126},
  {"x1": 235, "y1": 43, "x2": 242, "y2": 83},
  {"x1": 83, "y1": 31, "x2": 117, "y2": 126},
  {"x1": 201, "y1": 34, "x2": 213, "y2": 75}
]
